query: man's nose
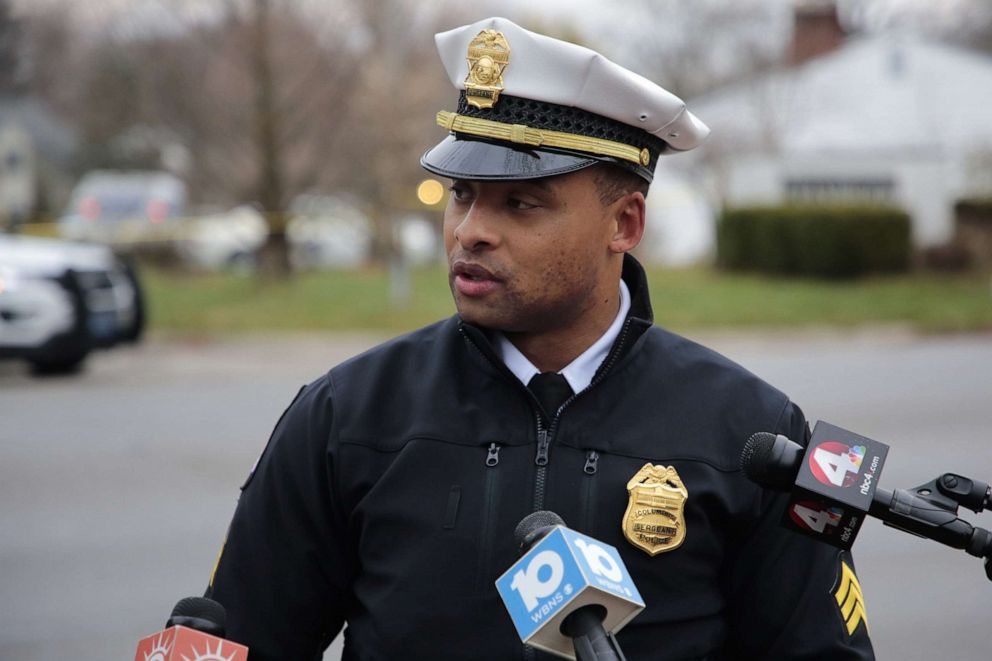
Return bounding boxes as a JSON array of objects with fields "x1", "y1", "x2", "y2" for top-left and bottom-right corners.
[{"x1": 453, "y1": 202, "x2": 501, "y2": 251}]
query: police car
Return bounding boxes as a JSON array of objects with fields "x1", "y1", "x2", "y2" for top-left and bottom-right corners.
[{"x1": 0, "y1": 235, "x2": 144, "y2": 374}]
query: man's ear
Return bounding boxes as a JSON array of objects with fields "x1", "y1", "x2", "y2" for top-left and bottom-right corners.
[{"x1": 608, "y1": 191, "x2": 646, "y2": 254}]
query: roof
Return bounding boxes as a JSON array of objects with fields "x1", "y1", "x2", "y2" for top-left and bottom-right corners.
[{"x1": 688, "y1": 35, "x2": 992, "y2": 156}]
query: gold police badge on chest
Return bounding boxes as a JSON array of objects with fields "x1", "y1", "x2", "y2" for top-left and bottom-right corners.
[
  {"x1": 464, "y1": 29, "x2": 510, "y2": 109},
  {"x1": 623, "y1": 463, "x2": 688, "y2": 556}
]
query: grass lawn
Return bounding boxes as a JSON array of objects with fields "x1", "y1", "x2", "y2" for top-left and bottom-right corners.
[{"x1": 142, "y1": 264, "x2": 992, "y2": 335}]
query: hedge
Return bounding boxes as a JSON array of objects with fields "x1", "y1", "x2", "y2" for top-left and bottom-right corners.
[
  {"x1": 953, "y1": 198, "x2": 992, "y2": 220},
  {"x1": 716, "y1": 205, "x2": 912, "y2": 278}
]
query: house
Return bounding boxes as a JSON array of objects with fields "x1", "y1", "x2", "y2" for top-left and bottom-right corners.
[
  {"x1": 659, "y1": 3, "x2": 992, "y2": 264},
  {"x1": 0, "y1": 95, "x2": 77, "y2": 229}
]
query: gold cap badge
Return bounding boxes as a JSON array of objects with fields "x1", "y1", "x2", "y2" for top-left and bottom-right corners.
[
  {"x1": 464, "y1": 29, "x2": 510, "y2": 109},
  {"x1": 622, "y1": 463, "x2": 688, "y2": 556}
]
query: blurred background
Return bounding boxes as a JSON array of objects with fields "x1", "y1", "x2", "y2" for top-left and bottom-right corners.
[{"x1": 1, "y1": 0, "x2": 991, "y2": 659}]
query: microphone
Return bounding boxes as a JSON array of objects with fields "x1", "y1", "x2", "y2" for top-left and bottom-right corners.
[
  {"x1": 741, "y1": 421, "x2": 889, "y2": 549},
  {"x1": 495, "y1": 511, "x2": 642, "y2": 660},
  {"x1": 741, "y1": 423, "x2": 992, "y2": 561},
  {"x1": 134, "y1": 597, "x2": 248, "y2": 661}
]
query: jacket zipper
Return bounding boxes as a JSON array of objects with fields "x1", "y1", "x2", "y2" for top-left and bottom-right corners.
[
  {"x1": 486, "y1": 441, "x2": 501, "y2": 467},
  {"x1": 582, "y1": 450, "x2": 600, "y2": 532},
  {"x1": 477, "y1": 442, "x2": 501, "y2": 593},
  {"x1": 459, "y1": 318, "x2": 636, "y2": 512},
  {"x1": 532, "y1": 318, "x2": 633, "y2": 512},
  {"x1": 584, "y1": 450, "x2": 600, "y2": 475},
  {"x1": 532, "y1": 427, "x2": 549, "y2": 510}
]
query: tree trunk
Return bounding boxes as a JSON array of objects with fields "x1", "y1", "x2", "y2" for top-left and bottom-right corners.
[{"x1": 252, "y1": 0, "x2": 291, "y2": 277}]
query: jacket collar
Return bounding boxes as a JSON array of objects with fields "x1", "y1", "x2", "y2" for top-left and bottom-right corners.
[{"x1": 621, "y1": 252, "x2": 653, "y2": 325}]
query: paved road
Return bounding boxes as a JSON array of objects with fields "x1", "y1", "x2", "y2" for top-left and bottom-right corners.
[{"x1": 1, "y1": 330, "x2": 990, "y2": 660}]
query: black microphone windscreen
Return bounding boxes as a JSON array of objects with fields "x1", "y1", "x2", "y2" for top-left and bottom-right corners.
[
  {"x1": 741, "y1": 432, "x2": 783, "y2": 485},
  {"x1": 514, "y1": 510, "x2": 565, "y2": 551},
  {"x1": 741, "y1": 432, "x2": 807, "y2": 492},
  {"x1": 168, "y1": 596, "x2": 226, "y2": 631}
]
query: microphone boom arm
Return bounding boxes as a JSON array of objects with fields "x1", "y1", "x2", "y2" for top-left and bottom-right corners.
[
  {"x1": 871, "y1": 481, "x2": 992, "y2": 581},
  {"x1": 934, "y1": 473, "x2": 992, "y2": 514}
]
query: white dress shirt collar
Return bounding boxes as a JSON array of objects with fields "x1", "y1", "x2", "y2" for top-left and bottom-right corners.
[{"x1": 496, "y1": 280, "x2": 631, "y2": 394}]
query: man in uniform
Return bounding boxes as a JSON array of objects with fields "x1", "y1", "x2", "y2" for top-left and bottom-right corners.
[{"x1": 207, "y1": 17, "x2": 875, "y2": 660}]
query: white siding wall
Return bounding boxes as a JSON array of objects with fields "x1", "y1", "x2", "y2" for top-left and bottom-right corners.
[{"x1": 721, "y1": 149, "x2": 961, "y2": 246}]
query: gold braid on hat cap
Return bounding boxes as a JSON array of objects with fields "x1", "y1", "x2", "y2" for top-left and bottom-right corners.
[{"x1": 437, "y1": 110, "x2": 652, "y2": 167}]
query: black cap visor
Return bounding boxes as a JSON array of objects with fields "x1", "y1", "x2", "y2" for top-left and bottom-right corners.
[{"x1": 421, "y1": 134, "x2": 602, "y2": 181}]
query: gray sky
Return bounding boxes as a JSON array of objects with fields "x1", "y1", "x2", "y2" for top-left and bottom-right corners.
[
  {"x1": 9, "y1": 0, "x2": 989, "y2": 94},
  {"x1": 11, "y1": 0, "x2": 989, "y2": 36}
]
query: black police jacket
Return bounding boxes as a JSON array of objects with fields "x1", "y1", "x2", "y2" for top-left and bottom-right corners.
[{"x1": 208, "y1": 256, "x2": 875, "y2": 660}]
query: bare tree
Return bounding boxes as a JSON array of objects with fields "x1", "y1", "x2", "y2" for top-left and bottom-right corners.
[
  {"x1": 843, "y1": 0, "x2": 992, "y2": 53},
  {"x1": 10, "y1": 1, "x2": 471, "y2": 272},
  {"x1": 596, "y1": 0, "x2": 789, "y2": 99},
  {"x1": 249, "y1": 0, "x2": 290, "y2": 275},
  {"x1": 330, "y1": 0, "x2": 453, "y2": 261}
]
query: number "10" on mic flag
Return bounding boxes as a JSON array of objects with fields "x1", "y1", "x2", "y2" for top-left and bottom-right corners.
[{"x1": 495, "y1": 526, "x2": 644, "y2": 659}]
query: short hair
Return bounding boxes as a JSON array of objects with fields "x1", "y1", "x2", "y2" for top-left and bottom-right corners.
[{"x1": 592, "y1": 163, "x2": 650, "y2": 206}]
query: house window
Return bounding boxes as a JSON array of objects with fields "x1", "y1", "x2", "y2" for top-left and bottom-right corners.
[{"x1": 785, "y1": 178, "x2": 895, "y2": 204}]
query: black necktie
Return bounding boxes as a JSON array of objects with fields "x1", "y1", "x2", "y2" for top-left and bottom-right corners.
[{"x1": 528, "y1": 372, "x2": 574, "y2": 418}]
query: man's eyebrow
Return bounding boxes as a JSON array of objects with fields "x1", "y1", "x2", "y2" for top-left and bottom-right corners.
[
  {"x1": 514, "y1": 178, "x2": 558, "y2": 197},
  {"x1": 450, "y1": 178, "x2": 557, "y2": 197},
  {"x1": 523, "y1": 178, "x2": 553, "y2": 192}
]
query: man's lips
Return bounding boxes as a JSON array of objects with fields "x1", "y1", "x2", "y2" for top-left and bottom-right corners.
[
  {"x1": 451, "y1": 261, "x2": 503, "y2": 297},
  {"x1": 452, "y1": 261, "x2": 499, "y2": 280}
]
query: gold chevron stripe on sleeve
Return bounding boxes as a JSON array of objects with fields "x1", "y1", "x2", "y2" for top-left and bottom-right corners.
[
  {"x1": 436, "y1": 111, "x2": 651, "y2": 166},
  {"x1": 834, "y1": 560, "x2": 869, "y2": 636}
]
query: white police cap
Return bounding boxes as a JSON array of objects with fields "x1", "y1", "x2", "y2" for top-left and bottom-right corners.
[{"x1": 421, "y1": 16, "x2": 709, "y2": 183}]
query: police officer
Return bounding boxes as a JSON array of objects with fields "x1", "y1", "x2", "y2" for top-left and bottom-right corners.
[{"x1": 207, "y1": 17, "x2": 875, "y2": 660}]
